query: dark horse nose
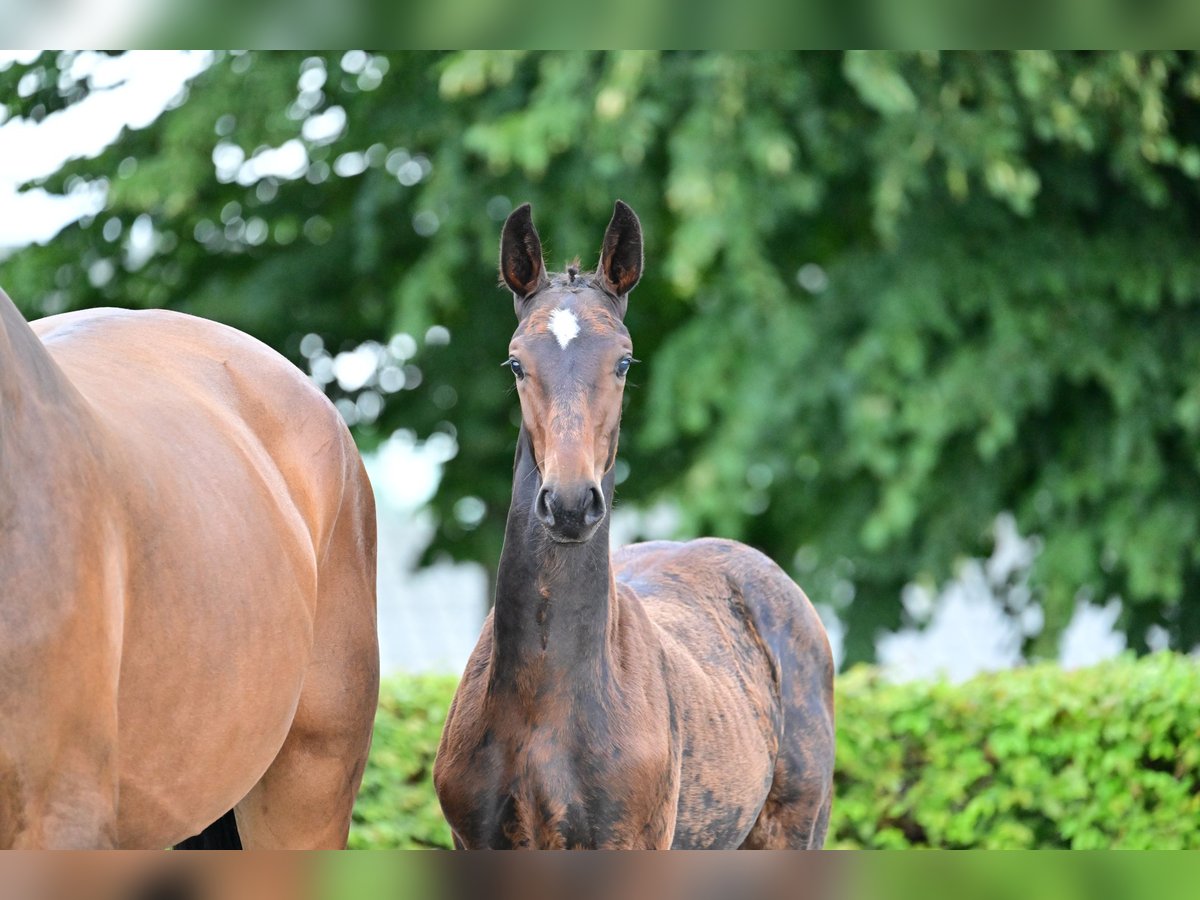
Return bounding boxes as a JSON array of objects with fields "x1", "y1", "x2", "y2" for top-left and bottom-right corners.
[{"x1": 535, "y1": 482, "x2": 606, "y2": 541}]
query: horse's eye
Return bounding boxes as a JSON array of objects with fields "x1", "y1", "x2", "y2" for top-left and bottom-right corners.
[
  {"x1": 506, "y1": 357, "x2": 525, "y2": 379},
  {"x1": 616, "y1": 357, "x2": 633, "y2": 378}
]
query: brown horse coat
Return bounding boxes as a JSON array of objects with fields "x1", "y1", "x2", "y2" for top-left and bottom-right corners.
[
  {"x1": 434, "y1": 203, "x2": 834, "y2": 849},
  {"x1": 0, "y1": 291, "x2": 378, "y2": 848}
]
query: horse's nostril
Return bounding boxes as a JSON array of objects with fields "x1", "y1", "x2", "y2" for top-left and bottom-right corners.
[
  {"x1": 536, "y1": 483, "x2": 603, "y2": 536},
  {"x1": 535, "y1": 487, "x2": 555, "y2": 526},
  {"x1": 584, "y1": 485, "x2": 606, "y2": 526}
]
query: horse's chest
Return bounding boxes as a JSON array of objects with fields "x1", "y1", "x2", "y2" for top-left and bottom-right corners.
[{"x1": 452, "y1": 735, "x2": 669, "y2": 850}]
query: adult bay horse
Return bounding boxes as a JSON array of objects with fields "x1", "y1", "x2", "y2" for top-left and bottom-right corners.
[
  {"x1": 0, "y1": 289, "x2": 379, "y2": 848},
  {"x1": 434, "y1": 202, "x2": 835, "y2": 849}
]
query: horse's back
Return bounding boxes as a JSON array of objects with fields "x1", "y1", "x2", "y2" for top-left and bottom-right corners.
[
  {"x1": 36, "y1": 306, "x2": 354, "y2": 551},
  {"x1": 36, "y1": 306, "x2": 342, "y2": 467},
  {"x1": 614, "y1": 537, "x2": 830, "y2": 689},
  {"x1": 613, "y1": 538, "x2": 834, "y2": 847},
  {"x1": 30, "y1": 307, "x2": 376, "y2": 847},
  {"x1": 35, "y1": 307, "x2": 353, "y2": 598}
]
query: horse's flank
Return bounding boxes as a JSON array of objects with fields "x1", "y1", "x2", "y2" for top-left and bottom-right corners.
[{"x1": 0, "y1": 289, "x2": 379, "y2": 848}]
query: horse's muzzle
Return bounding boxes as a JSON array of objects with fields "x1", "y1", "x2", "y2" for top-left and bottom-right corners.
[{"x1": 535, "y1": 482, "x2": 606, "y2": 542}]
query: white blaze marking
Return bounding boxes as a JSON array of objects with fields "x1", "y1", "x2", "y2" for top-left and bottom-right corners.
[{"x1": 548, "y1": 308, "x2": 580, "y2": 349}]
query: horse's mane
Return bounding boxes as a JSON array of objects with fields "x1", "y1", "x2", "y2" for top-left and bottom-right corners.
[{"x1": 497, "y1": 257, "x2": 598, "y2": 292}]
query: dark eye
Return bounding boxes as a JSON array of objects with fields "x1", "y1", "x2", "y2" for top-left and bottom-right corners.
[
  {"x1": 616, "y1": 356, "x2": 633, "y2": 378},
  {"x1": 506, "y1": 357, "x2": 525, "y2": 379}
]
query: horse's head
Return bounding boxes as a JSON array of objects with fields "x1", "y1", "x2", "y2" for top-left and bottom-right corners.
[{"x1": 499, "y1": 200, "x2": 643, "y2": 544}]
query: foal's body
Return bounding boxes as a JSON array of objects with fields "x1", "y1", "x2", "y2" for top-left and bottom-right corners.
[
  {"x1": 616, "y1": 539, "x2": 834, "y2": 848},
  {"x1": 435, "y1": 203, "x2": 834, "y2": 849},
  {"x1": 1, "y1": 292, "x2": 378, "y2": 848},
  {"x1": 439, "y1": 489, "x2": 834, "y2": 849}
]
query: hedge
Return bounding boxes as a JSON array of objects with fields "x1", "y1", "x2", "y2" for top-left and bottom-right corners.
[
  {"x1": 349, "y1": 674, "x2": 457, "y2": 850},
  {"x1": 349, "y1": 653, "x2": 1200, "y2": 849}
]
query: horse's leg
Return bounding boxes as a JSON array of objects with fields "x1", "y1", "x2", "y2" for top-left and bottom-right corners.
[
  {"x1": 738, "y1": 753, "x2": 833, "y2": 849},
  {"x1": 3, "y1": 760, "x2": 117, "y2": 848},
  {"x1": 232, "y1": 470, "x2": 379, "y2": 849},
  {"x1": 738, "y1": 576, "x2": 835, "y2": 850},
  {"x1": 16, "y1": 771, "x2": 119, "y2": 849},
  {"x1": 740, "y1": 644, "x2": 835, "y2": 848},
  {"x1": 4, "y1": 647, "x2": 120, "y2": 848}
]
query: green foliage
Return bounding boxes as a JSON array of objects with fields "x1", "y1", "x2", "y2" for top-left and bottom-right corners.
[
  {"x1": 350, "y1": 674, "x2": 456, "y2": 849},
  {"x1": 355, "y1": 654, "x2": 1200, "y2": 849},
  {"x1": 832, "y1": 652, "x2": 1200, "y2": 849},
  {"x1": 5, "y1": 52, "x2": 1200, "y2": 660}
]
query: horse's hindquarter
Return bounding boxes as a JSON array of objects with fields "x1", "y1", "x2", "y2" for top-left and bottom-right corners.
[
  {"x1": 614, "y1": 538, "x2": 835, "y2": 849},
  {"x1": 35, "y1": 309, "x2": 358, "y2": 845}
]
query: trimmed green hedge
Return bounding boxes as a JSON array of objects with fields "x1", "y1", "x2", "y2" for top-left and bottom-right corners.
[
  {"x1": 350, "y1": 653, "x2": 1200, "y2": 849},
  {"x1": 833, "y1": 652, "x2": 1200, "y2": 849},
  {"x1": 349, "y1": 674, "x2": 457, "y2": 849}
]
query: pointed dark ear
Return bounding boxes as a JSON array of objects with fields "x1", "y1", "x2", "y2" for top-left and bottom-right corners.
[
  {"x1": 598, "y1": 200, "x2": 643, "y2": 298},
  {"x1": 499, "y1": 203, "x2": 548, "y2": 301}
]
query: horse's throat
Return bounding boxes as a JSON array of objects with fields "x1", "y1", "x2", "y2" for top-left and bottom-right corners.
[
  {"x1": 493, "y1": 532, "x2": 615, "y2": 676},
  {"x1": 490, "y1": 434, "x2": 618, "y2": 688}
]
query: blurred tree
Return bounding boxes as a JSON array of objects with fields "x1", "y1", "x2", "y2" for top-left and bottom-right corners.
[{"x1": 4, "y1": 51, "x2": 1200, "y2": 663}]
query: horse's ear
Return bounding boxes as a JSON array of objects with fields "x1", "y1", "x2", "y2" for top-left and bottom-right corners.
[
  {"x1": 598, "y1": 200, "x2": 643, "y2": 299},
  {"x1": 500, "y1": 203, "x2": 548, "y2": 304}
]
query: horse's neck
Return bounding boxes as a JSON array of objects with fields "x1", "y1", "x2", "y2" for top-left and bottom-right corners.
[{"x1": 489, "y1": 428, "x2": 621, "y2": 694}]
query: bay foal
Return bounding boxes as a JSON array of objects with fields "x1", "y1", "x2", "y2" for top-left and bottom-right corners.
[{"x1": 434, "y1": 202, "x2": 835, "y2": 849}]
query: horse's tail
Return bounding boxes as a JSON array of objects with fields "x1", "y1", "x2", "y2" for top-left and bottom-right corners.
[{"x1": 173, "y1": 809, "x2": 243, "y2": 850}]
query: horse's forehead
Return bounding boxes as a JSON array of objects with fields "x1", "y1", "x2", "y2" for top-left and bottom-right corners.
[{"x1": 518, "y1": 294, "x2": 623, "y2": 345}]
